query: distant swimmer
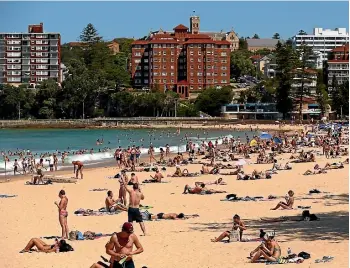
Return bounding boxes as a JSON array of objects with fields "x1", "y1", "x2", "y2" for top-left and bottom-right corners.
[{"x1": 72, "y1": 161, "x2": 84, "y2": 179}]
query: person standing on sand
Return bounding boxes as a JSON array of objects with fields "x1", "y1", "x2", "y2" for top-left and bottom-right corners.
[
  {"x1": 13, "y1": 159, "x2": 20, "y2": 175},
  {"x1": 54, "y1": 190, "x2": 69, "y2": 239},
  {"x1": 72, "y1": 160, "x2": 84, "y2": 179},
  {"x1": 90, "y1": 222, "x2": 144, "y2": 268},
  {"x1": 122, "y1": 182, "x2": 146, "y2": 236},
  {"x1": 119, "y1": 170, "x2": 129, "y2": 206}
]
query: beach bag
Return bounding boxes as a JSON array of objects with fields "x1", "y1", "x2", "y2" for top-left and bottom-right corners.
[
  {"x1": 298, "y1": 251, "x2": 310, "y2": 259},
  {"x1": 59, "y1": 240, "x2": 74, "y2": 252},
  {"x1": 69, "y1": 231, "x2": 78, "y2": 241},
  {"x1": 76, "y1": 231, "x2": 84, "y2": 240}
]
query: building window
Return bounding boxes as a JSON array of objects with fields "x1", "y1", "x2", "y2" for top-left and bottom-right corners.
[
  {"x1": 198, "y1": 86, "x2": 202, "y2": 90},
  {"x1": 190, "y1": 72, "x2": 194, "y2": 76},
  {"x1": 198, "y1": 79, "x2": 202, "y2": 83},
  {"x1": 134, "y1": 52, "x2": 141, "y2": 56},
  {"x1": 198, "y1": 51, "x2": 202, "y2": 55},
  {"x1": 135, "y1": 79, "x2": 141, "y2": 84},
  {"x1": 206, "y1": 73, "x2": 211, "y2": 76},
  {"x1": 198, "y1": 58, "x2": 202, "y2": 62},
  {"x1": 221, "y1": 73, "x2": 227, "y2": 76},
  {"x1": 163, "y1": 66, "x2": 166, "y2": 69},
  {"x1": 221, "y1": 60, "x2": 227, "y2": 63},
  {"x1": 221, "y1": 52, "x2": 227, "y2": 56},
  {"x1": 153, "y1": 72, "x2": 159, "y2": 76},
  {"x1": 190, "y1": 51, "x2": 194, "y2": 55},
  {"x1": 190, "y1": 79, "x2": 194, "y2": 83},
  {"x1": 190, "y1": 65, "x2": 194, "y2": 69},
  {"x1": 171, "y1": 51, "x2": 174, "y2": 55},
  {"x1": 163, "y1": 51, "x2": 167, "y2": 55},
  {"x1": 170, "y1": 65, "x2": 174, "y2": 69},
  {"x1": 221, "y1": 67, "x2": 227, "y2": 70},
  {"x1": 162, "y1": 72, "x2": 167, "y2": 76},
  {"x1": 197, "y1": 72, "x2": 202, "y2": 76},
  {"x1": 144, "y1": 79, "x2": 149, "y2": 83},
  {"x1": 163, "y1": 79, "x2": 167, "y2": 83},
  {"x1": 154, "y1": 65, "x2": 158, "y2": 69},
  {"x1": 136, "y1": 66, "x2": 141, "y2": 70},
  {"x1": 171, "y1": 79, "x2": 174, "y2": 83},
  {"x1": 144, "y1": 59, "x2": 149, "y2": 63},
  {"x1": 144, "y1": 52, "x2": 149, "y2": 56},
  {"x1": 190, "y1": 58, "x2": 194, "y2": 62},
  {"x1": 214, "y1": 73, "x2": 218, "y2": 76},
  {"x1": 221, "y1": 80, "x2": 227, "y2": 83},
  {"x1": 144, "y1": 66, "x2": 149, "y2": 70},
  {"x1": 134, "y1": 59, "x2": 141, "y2": 63},
  {"x1": 190, "y1": 44, "x2": 193, "y2": 48},
  {"x1": 198, "y1": 65, "x2": 202, "y2": 69},
  {"x1": 170, "y1": 72, "x2": 175, "y2": 76},
  {"x1": 135, "y1": 72, "x2": 141, "y2": 77},
  {"x1": 171, "y1": 58, "x2": 174, "y2": 62},
  {"x1": 163, "y1": 58, "x2": 167, "y2": 62}
]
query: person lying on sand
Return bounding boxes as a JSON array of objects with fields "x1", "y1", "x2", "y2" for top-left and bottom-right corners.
[
  {"x1": 172, "y1": 166, "x2": 183, "y2": 177},
  {"x1": 324, "y1": 162, "x2": 344, "y2": 170},
  {"x1": 250, "y1": 231, "x2": 281, "y2": 263},
  {"x1": 149, "y1": 212, "x2": 199, "y2": 220},
  {"x1": 20, "y1": 238, "x2": 73, "y2": 253},
  {"x1": 183, "y1": 183, "x2": 226, "y2": 194},
  {"x1": 105, "y1": 191, "x2": 127, "y2": 212},
  {"x1": 271, "y1": 190, "x2": 294, "y2": 210},
  {"x1": 196, "y1": 178, "x2": 226, "y2": 185},
  {"x1": 304, "y1": 164, "x2": 327, "y2": 175},
  {"x1": 201, "y1": 164, "x2": 210, "y2": 174},
  {"x1": 143, "y1": 168, "x2": 164, "y2": 183},
  {"x1": 211, "y1": 214, "x2": 246, "y2": 242}
]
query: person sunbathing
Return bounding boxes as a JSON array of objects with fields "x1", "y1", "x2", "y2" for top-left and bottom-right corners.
[
  {"x1": 219, "y1": 168, "x2": 240, "y2": 176},
  {"x1": 271, "y1": 190, "x2": 294, "y2": 210},
  {"x1": 143, "y1": 169, "x2": 164, "y2": 183},
  {"x1": 211, "y1": 214, "x2": 246, "y2": 242},
  {"x1": 20, "y1": 238, "x2": 73, "y2": 253},
  {"x1": 209, "y1": 165, "x2": 220, "y2": 174},
  {"x1": 149, "y1": 212, "x2": 199, "y2": 220},
  {"x1": 172, "y1": 166, "x2": 183, "y2": 177},
  {"x1": 251, "y1": 232, "x2": 281, "y2": 263},
  {"x1": 201, "y1": 164, "x2": 210, "y2": 174},
  {"x1": 183, "y1": 182, "x2": 205, "y2": 194},
  {"x1": 324, "y1": 162, "x2": 344, "y2": 170},
  {"x1": 196, "y1": 178, "x2": 226, "y2": 186},
  {"x1": 105, "y1": 191, "x2": 127, "y2": 212}
]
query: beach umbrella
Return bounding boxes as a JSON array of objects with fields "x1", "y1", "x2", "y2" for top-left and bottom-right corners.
[
  {"x1": 235, "y1": 159, "x2": 247, "y2": 166},
  {"x1": 260, "y1": 132, "x2": 272, "y2": 140},
  {"x1": 250, "y1": 139, "x2": 258, "y2": 147},
  {"x1": 273, "y1": 137, "x2": 282, "y2": 144}
]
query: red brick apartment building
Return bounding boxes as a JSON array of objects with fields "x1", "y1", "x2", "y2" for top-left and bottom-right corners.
[
  {"x1": 326, "y1": 44, "x2": 349, "y2": 91},
  {"x1": 0, "y1": 23, "x2": 61, "y2": 87},
  {"x1": 131, "y1": 16, "x2": 231, "y2": 98}
]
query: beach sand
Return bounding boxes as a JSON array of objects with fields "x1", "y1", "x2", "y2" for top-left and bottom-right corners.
[{"x1": 0, "y1": 151, "x2": 348, "y2": 268}]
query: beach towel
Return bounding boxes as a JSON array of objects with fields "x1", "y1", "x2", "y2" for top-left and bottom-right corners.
[{"x1": 0, "y1": 194, "x2": 17, "y2": 198}]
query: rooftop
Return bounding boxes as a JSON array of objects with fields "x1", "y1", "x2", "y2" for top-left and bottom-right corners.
[{"x1": 247, "y1": 38, "x2": 279, "y2": 48}]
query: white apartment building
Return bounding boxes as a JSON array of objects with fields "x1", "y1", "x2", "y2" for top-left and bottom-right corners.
[{"x1": 293, "y1": 28, "x2": 349, "y2": 69}]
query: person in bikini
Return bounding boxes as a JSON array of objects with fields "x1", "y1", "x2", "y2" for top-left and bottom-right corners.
[
  {"x1": 72, "y1": 160, "x2": 84, "y2": 179},
  {"x1": 105, "y1": 191, "x2": 127, "y2": 212},
  {"x1": 119, "y1": 170, "x2": 129, "y2": 206},
  {"x1": 271, "y1": 190, "x2": 294, "y2": 210},
  {"x1": 183, "y1": 182, "x2": 205, "y2": 194},
  {"x1": 251, "y1": 232, "x2": 281, "y2": 262},
  {"x1": 211, "y1": 214, "x2": 246, "y2": 242},
  {"x1": 90, "y1": 222, "x2": 143, "y2": 268},
  {"x1": 149, "y1": 212, "x2": 199, "y2": 220},
  {"x1": 54, "y1": 190, "x2": 69, "y2": 239},
  {"x1": 20, "y1": 238, "x2": 59, "y2": 253}
]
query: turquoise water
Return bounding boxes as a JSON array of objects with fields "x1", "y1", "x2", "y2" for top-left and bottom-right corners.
[{"x1": 0, "y1": 128, "x2": 257, "y2": 172}]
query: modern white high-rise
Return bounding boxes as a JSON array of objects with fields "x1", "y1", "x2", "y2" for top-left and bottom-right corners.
[{"x1": 293, "y1": 28, "x2": 349, "y2": 69}]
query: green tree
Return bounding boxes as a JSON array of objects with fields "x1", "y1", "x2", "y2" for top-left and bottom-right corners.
[
  {"x1": 272, "y1": 33, "x2": 280, "y2": 39},
  {"x1": 195, "y1": 87, "x2": 233, "y2": 116},
  {"x1": 275, "y1": 41, "x2": 297, "y2": 119},
  {"x1": 252, "y1": 34, "x2": 260, "y2": 39},
  {"x1": 298, "y1": 30, "x2": 307, "y2": 35},
  {"x1": 79, "y1": 23, "x2": 101, "y2": 43},
  {"x1": 254, "y1": 48, "x2": 272, "y2": 57},
  {"x1": 230, "y1": 50, "x2": 255, "y2": 79},
  {"x1": 114, "y1": 38, "x2": 134, "y2": 54},
  {"x1": 332, "y1": 81, "x2": 349, "y2": 118},
  {"x1": 238, "y1": 38, "x2": 248, "y2": 50}
]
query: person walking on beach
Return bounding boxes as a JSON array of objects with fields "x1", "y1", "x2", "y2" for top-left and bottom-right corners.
[
  {"x1": 54, "y1": 190, "x2": 69, "y2": 239},
  {"x1": 122, "y1": 182, "x2": 146, "y2": 236},
  {"x1": 90, "y1": 222, "x2": 144, "y2": 268},
  {"x1": 148, "y1": 145, "x2": 156, "y2": 164},
  {"x1": 53, "y1": 154, "x2": 58, "y2": 171},
  {"x1": 13, "y1": 159, "x2": 20, "y2": 175},
  {"x1": 72, "y1": 161, "x2": 84, "y2": 179}
]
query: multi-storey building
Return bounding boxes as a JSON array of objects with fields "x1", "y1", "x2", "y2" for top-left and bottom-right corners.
[
  {"x1": 326, "y1": 44, "x2": 349, "y2": 91},
  {"x1": 293, "y1": 27, "x2": 349, "y2": 69},
  {"x1": 247, "y1": 39, "x2": 279, "y2": 52},
  {"x1": 131, "y1": 17, "x2": 230, "y2": 98},
  {"x1": 0, "y1": 23, "x2": 61, "y2": 87}
]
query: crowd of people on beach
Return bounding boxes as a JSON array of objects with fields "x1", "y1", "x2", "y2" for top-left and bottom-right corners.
[{"x1": 11, "y1": 122, "x2": 349, "y2": 267}]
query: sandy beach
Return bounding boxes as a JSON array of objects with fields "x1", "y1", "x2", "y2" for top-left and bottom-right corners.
[{"x1": 0, "y1": 146, "x2": 348, "y2": 268}]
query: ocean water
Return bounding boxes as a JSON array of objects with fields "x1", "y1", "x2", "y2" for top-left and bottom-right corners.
[{"x1": 0, "y1": 128, "x2": 257, "y2": 173}]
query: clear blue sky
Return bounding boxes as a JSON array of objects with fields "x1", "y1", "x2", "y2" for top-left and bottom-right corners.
[{"x1": 0, "y1": 1, "x2": 348, "y2": 43}]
